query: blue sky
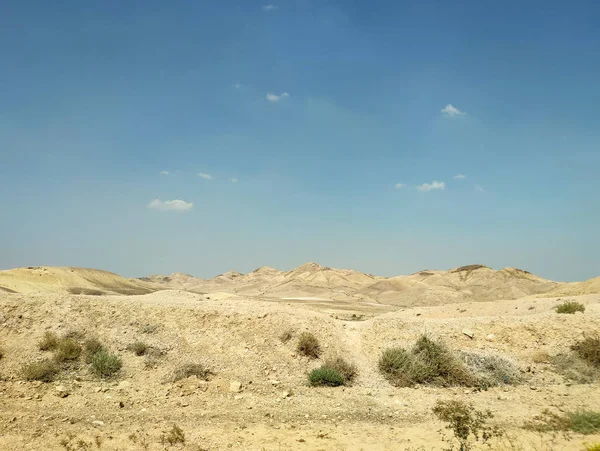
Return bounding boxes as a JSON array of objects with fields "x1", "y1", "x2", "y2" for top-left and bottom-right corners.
[{"x1": 1, "y1": 0, "x2": 599, "y2": 281}]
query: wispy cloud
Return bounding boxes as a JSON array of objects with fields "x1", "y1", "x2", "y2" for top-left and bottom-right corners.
[
  {"x1": 231, "y1": 178, "x2": 238, "y2": 183},
  {"x1": 453, "y1": 174, "x2": 466, "y2": 179},
  {"x1": 395, "y1": 183, "x2": 406, "y2": 189},
  {"x1": 234, "y1": 83, "x2": 241, "y2": 89},
  {"x1": 441, "y1": 104, "x2": 466, "y2": 118},
  {"x1": 160, "y1": 171, "x2": 170, "y2": 176},
  {"x1": 474, "y1": 185, "x2": 485, "y2": 192},
  {"x1": 417, "y1": 181, "x2": 446, "y2": 192},
  {"x1": 197, "y1": 172, "x2": 212, "y2": 180},
  {"x1": 266, "y1": 92, "x2": 289, "y2": 102},
  {"x1": 148, "y1": 199, "x2": 193, "y2": 212},
  {"x1": 262, "y1": 4, "x2": 277, "y2": 11}
]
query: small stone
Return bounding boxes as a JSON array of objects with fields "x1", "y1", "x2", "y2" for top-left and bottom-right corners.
[
  {"x1": 92, "y1": 420, "x2": 104, "y2": 426},
  {"x1": 269, "y1": 380, "x2": 281, "y2": 386},
  {"x1": 462, "y1": 329, "x2": 474, "y2": 339},
  {"x1": 55, "y1": 386, "x2": 69, "y2": 398},
  {"x1": 229, "y1": 381, "x2": 243, "y2": 393},
  {"x1": 180, "y1": 401, "x2": 189, "y2": 407},
  {"x1": 281, "y1": 391, "x2": 290, "y2": 399}
]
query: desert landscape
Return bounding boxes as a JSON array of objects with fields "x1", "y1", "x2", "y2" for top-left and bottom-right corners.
[{"x1": 1, "y1": 263, "x2": 599, "y2": 450}]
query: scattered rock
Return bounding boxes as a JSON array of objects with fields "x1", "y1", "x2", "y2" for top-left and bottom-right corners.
[
  {"x1": 486, "y1": 333, "x2": 495, "y2": 341},
  {"x1": 55, "y1": 386, "x2": 69, "y2": 398},
  {"x1": 462, "y1": 329, "x2": 474, "y2": 339},
  {"x1": 269, "y1": 380, "x2": 281, "y2": 386},
  {"x1": 229, "y1": 381, "x2": 243, "y2": 393},
  {"x1": 92, "y1": 420, "x2": 104, "y2": 427}
]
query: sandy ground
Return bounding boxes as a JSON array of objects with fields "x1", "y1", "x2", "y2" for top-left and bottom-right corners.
[{"x1": 1, "y1": 289, "x2": 600, "y2": 450}]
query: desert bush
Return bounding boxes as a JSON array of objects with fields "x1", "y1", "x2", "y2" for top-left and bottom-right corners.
[
  {"x1": 127, "y1": 341, "x2": 149, "y2": 356},
  {"x1": 572, "y1": 336, "x2": 600, "y2": 368},
  {"x1": 549, "y1": 353, "x2": 599, "y2": 384},
  {"x1": 433, "y1": 400, "x2": 503, "y2": 451},
  {"x1": 379, "y1": 336, "x2": 481, "y2": 388},
  {"x1": 164, "y1": 424, "x2": 185, "y2": 445},
  {"x1": 525, "y1": 410, "x2": 600, "y2": 435},
  {"x1": 54, "y1": 338, "x2": 82, "y2": 363},
  {"x1": 83, "y1": 338, "x2": 106, "y2": 363},
  {"x1": 90, "y1": 351, "x2": 122, "y2": 378},
  {"x1": 309, "y1": 366, "x2": 345, "y2": 387},
  {"x1": 325, "y1": 357, "x2": 357, "y2": 383},
  {"x1": 280, "y1": 330, "x2": 293, "y2": 343},
  {"x1": 555, "y1": 300, "x2": 585, "y2": 314},
  {"x1": 460, "y1": 351, "x2": 521, "y2": 387},
  {"x1": 297, "y1": 332, "x2": 321, "y2": 358},
  {"x1": 22, "y1": 359, "x2": 60, "y2": 382},
  {"x1": 39, "y1": 331, "x2": 59, "y2": 351},
  {"x1": 169, "y1": 364, "x2": 213, "y2": 382}
]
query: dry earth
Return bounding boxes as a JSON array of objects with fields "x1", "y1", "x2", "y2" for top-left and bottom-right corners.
[{"x1": 1, "y1": 265, "x2": 599, "y2": 450}]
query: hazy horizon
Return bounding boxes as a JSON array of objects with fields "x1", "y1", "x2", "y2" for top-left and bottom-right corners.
[{"x1": 1, "y1": 1, "x2": 599, "y2": 283}]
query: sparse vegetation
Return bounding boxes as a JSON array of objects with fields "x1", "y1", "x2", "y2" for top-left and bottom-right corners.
[
  {"x1": 572, "y1": 336, "x2": 600, "y2": 368},
  {"x1": 460, "y1": 351, "x2": 521, "y2": 387},
  {"x1": 325, "y1": 357, "x2": 358, "y2": 383},
  {"x1": 127, "y1": 341, "x2": 149, "y2": 356},
  {"x1": 531, "y1": 350, "x2": 550, "y2": 363},
  {"x1": 164, "y1": 424, "x2": 185, "y2": 445},
  {"x1": 83, "y1": 338, "x2": 106, "y2": 363},
  {"x1": 525, "y1": 409, "x2": 600, "y2": 435},
  {"x1": 297, "y1": 332, "x2": 321, "y2": 358},
  {"x1": 555, "y1": 300, "x2": 585, "y2": 314},
  {"x1": 22, "y1": 359, "x2": 60, "y2": 382},
  {"x1": 309, "y1": 366, "x2": 345, "y2": 387},
  {"x1": 549, "y1": 353, "x2": 599, "y2": 384},
  {"x1": 54, "y1": 338, "x2": 82, "y2": 363},
  {"x1": 433, "y1": 400, "x2": 503, "y2": 451},
  {"x1": 379, "y1": 335, "x2": 479, "y2": 388},
  {"x1": 170, "y1": 363, "x2": 213, "y2": 382},
  {"x1": 39, "y1": 331, "x2": 59, "y2": 351},
  {"x1": 90, "y1": 351, "x2": 122, "y2": 378}
]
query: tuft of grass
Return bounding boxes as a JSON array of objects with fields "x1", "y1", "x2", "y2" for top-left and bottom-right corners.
[
  {"x1": 127, "y1": 341, "x2": 149, "y2": 356},
  {"x1": 169, "y1": 364, "x2": 213, "y2": 383},
  {"x1": 83, "y1": 338, "x2": 106, "y2": 364},
  {"x1": 54, "y1": 338, "x2": 82, "y2": 363},
  {"x1": 164, "y1": 424, "x2": 185, "y2": 445},
  {"x1": 572, "y1": 336, "x2": 600, "y2": 368},
  {"x1": 309, "y1": 366, "x2": 345, "y2": 387},
  {"x1": 297, "y1": 332, "x2": 321, "y2": 359},
  {"x1": 555, "y1": 300, "x2": 585, "y2": 314},
  {"x1": 39, "y1": 331, "x2": 59, "y2": 351},
  {"x1": 549, "y1": 353, "x2": 599, "y2": 384},
  {"x1": 90, "y1": 351, "x2": 122, "y2": 378},
  {"x1": 22, "y1": 359, "x2": 60, "y2": 382},
  {"x1": 525, "y1": 410, "x2": 600, "y2": 435},
  {"x1": 379, "y1": 335, "x2": 480, "y2": 388},
  {"x1": 433, "y1": 400, "x2": 503, "y2": 451}
]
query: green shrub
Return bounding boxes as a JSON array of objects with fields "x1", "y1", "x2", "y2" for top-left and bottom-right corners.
[
  {"x1": 325, "y1": 357, "x2": 357, "y2": 383},
  {"x1": 433, "y1": 400, "x2": 503, "y2": 451},
  {"x1": 90, "y1": 351, "x2": 122, "y2": 378},
  {"x1": 127, "y1": 341, "x2": 149, "y2": 356},
  {"x1": 83, "y1": 338, "x2": 106, "y2": 363},
  {"x1": 38, "y1": 331, "x2": 59, "y2": 351},
  {"x1": 22, "y1": 359, "x2": 60, "y2": 382},
  {"x1": 54, "y1": 338, "x2": 82, "y2": 363},
  {"x1": 309, "y1": 366, "x2": 345, "y2": 387},
  {"x1": 297, "y1": 332, "x2": 321, "y2": 359},
  {"x1": 525, "y1": 410, "x2": 600, "y2": 435},
  {"x1": 555, "y1": 300, "x2": 585, "y2": 314},
  {"x1": 165, "y1": 424, "x2": 185, "y2": 445},
  {"x1": 379, "y1": 336, "x2": 478, "y2": 388},
  {"x1": 169, "y1": 364, "x2": 212, "y2": 382},
  {"x1": 572, "y1": 336, "x2": 600, "y2": 368}
]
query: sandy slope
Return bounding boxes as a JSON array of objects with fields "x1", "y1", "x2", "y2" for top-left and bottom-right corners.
[{"x1": 1, "y1": 289, "x2": 599, "y2": 450}]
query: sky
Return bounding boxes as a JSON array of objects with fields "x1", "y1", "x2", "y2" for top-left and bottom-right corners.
[{"x1": 1, "y1": 0, "x2": 599, "y2": 281}]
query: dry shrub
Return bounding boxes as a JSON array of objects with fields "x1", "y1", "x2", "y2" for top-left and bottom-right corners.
[
  {"x1": 169, "y1": 364, "x2": 213, "y2": 382},
  {"x1": 127, "y1": 341, "x2": 149, "y2": 356},
  {"x1": 325, "y1": 357, "x2": 357, "y2": 383},
  {"x1": 83, "y1": 338, "x2": 105, "y2": 363},
  {"x1": 550, "y1": 353, "x2": 599, "y2": 384},
  {"x1": 572, "y1": 336, "x2": 600, "y2": 368},
  {"x1": 165, "y1": 424, "x2": 185, "y2": 445},
  {"x1": 39, "y1": 331, "x2": 59, "y2": 351},
  {"x1": 54, "y1": 338, "x2": 82, "y2": 363},
  {"x1": 22, "y1": 359, "x2": 60, "y2": 382},
  {"x1": 297, "y1": 332, "x2": 321, "y2": 358},
  {"x1": 460, "y1": 351, "x2": 521, "y2": 387}
]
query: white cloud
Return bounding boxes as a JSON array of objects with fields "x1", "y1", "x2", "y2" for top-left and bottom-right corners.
[
  {"x1": 417, "y1": 181, "x2": 446, "y2": 192},
  {"x1": 441, "y1": 104, "x2": 466, "y2": 118},
  {"x1": 453, "y1": 174, "x2": 466, "y2": 179},
  {"x1": 234, "y1": 83, "x2": 241, "y2": 89},
  {"x1": 395, "y1": 183, "x2": 405, "y2": 189},
  {"x1": 266, "y1": 92, "x2": 289, "y2": 102},
  {"x1": 148, "y1": 199, "x2": 193, "y2": 212},
  {"x1": 160, "y1": 171, "x2": 170, "y2": 176},
  {"x1": 231, "y1": 178, "x2": 238, "y2": 183},
  {"x1": 262, "y1": 4, "x2": 277, "y2": 11},
  {"x1": 197, "y1": 172, "x2": 212, "y2": 180},
  {"x1": 474, "y1": 185, "x2": 485, "y2": 192}
]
